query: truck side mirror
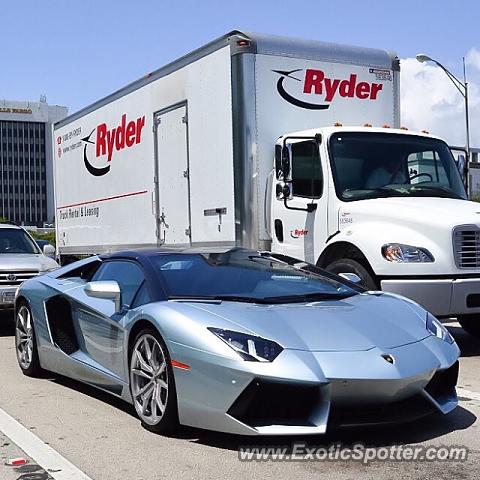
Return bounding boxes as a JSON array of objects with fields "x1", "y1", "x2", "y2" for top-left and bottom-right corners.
[
  {"x1": 276, "y1": 137, "x2": 320, "y2": 213},
  {"x1": 281, "y1": 145, "x2": 291, "y2": 181},
  {"x1": 275, "y1": 144, "x2": 291, "y2": 181},
  {"x1": 276, "y1": 183, "x2": 292, "y2": 201},
  {"x1": 282, "y1": 184, "x2": 291, "y2": 199},
  {"x1": 275, "y1": 145, "x2": 282, "y2": 180}
]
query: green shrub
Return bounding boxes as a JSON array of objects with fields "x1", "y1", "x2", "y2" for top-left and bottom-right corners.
[{"x1": 28, "y1": 230, "x2": 56, "y2": 247}]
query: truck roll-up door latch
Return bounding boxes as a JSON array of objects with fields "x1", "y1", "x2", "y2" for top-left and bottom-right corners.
[
  {"x1": 204, "y1": 208, "x2": 227, "y2": 232},
  {"x1": 159, "y1": 211, "x2": 169, "y2": 228}
]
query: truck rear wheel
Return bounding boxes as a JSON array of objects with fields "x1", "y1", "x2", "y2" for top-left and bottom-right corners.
[
  {"x1": 458, "y1": 316, "x2": 480, "y2": 338},
  {"x1": 59, "y1": 255, "x2": 80, "y2": 266},
  {"x1": 326, "y1": 258, "x2": 378, "y2": 290}
]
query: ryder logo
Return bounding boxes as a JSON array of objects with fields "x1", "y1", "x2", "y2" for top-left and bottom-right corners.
[
  {"x1": 290, "y1": 228, "x2": 308, "y2": 239},
  {"x1": 81, "y1": 114, "x2": 145, "y2": 176},
  {"x1": 273, "y1": 69, "x2": 384, "y2": 110}
]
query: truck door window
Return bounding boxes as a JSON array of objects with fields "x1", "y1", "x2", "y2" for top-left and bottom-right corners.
[{"x1": 291, "y1": 141, "x2": 322, "y2": 198}]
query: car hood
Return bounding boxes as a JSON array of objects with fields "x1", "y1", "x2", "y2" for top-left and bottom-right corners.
[
  {"x1": 182, "y1": 293, "x2": 430, "y2": 352},
  {"x1": 0, "y1": 253, "x2": 58, "y2": 271},
  {"x1": 339, "y1": 197, "x2": 480, "y2": 230}
]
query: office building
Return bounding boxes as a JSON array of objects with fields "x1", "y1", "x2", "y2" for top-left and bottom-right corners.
[{"x1": 0, "y1": 98, "x2": 67, "y2": 226}]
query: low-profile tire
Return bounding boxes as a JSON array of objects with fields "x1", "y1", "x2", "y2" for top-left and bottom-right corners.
[
  {"x1": 458, "y1": 315, "x2": 480, "y2": 338},
  {"x1": 129, "y1": 328, "x2": 179, "y2": 434},
  {"x1": 15, "y1": 301, "x2": 43, "y2": 377},
  {"x1": 326, "y1": 258, "x2": 378, "y2": 290}
]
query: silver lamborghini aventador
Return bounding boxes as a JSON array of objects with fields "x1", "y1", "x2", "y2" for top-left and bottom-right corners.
[{"x1": 14, "y1": 247, "x2": 459, "y2": 435}]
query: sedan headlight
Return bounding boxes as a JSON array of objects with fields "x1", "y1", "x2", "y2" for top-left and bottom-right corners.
[
  {"x1": 38, "y1": 266, "x2": 58, "y2": 276},
  {"x1": 426, "y1": 312, "x2": 454, "y2": 344},
  {"x1": 208, "y1": 328, "x2": 283, "y2": 362},
  {"x1": 382, "y1": 243, "x2": 434, "y2": 263}
]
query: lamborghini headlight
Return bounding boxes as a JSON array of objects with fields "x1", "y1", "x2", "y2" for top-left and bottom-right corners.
[
  {"x1": 382, "y1": 243, "x2": 434, "y2": 263},
  {"x1": 426, "y1": 312, "x2": 454, "y2": 344},
  {"x1": 208, "y1": 328, "x2": 283, "y2": 362}
]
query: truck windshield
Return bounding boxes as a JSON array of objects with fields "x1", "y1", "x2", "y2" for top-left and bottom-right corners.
[
  {"x1": 153, "y1": 250, "x2": 358, "y2": 304},
  {"x1": 329, "y1": 132, "x2": 467, "y2": 201},
  {"x1": 0, "y1": 228, "x2": 41, "y2": 254}
]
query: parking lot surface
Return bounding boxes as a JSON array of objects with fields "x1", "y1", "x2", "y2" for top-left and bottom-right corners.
[{"x1": 0, "y1": 313, "x2": 479, "y2": 480}]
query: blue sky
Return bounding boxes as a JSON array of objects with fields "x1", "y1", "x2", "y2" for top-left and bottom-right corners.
[{"x1": 1, "y1": 0, "x2": 479, "y2": 145}]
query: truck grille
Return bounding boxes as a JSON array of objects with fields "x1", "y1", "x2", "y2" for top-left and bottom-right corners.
[
  {"x1": 0, "y1": 270, "x2": 39, "y2": 286},
  {"x1": 453, "y1": 225, "x2": 480, "y2": 268}
]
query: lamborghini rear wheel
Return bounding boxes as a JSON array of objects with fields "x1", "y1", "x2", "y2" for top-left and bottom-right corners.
[
  {"x1": 15, "y1": 302, "x2": 43, "y2": 377},
  {"x1": 129, "y1": 328, "x2": 179, "y2": 434}
]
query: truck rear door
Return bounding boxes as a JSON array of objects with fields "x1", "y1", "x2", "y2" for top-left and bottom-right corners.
[{"x1": 154, "y1": 103, "x2": 192, "y2": 246}]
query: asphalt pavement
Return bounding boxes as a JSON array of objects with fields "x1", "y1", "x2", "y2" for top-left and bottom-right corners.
[{"x1": 0, "y1": 312, "x2": 479, "y2": 480}]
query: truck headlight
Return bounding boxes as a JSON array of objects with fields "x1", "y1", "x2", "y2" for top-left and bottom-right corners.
[
  {"x1": 426, "y1": 312, "x2": 454, "y2": 344},
  {"x1": 382, "y1": 243, "x2": 434, "y2": 263},
  {"x1": 208, "y1": 328, "x2": 283, "y2": 362}
]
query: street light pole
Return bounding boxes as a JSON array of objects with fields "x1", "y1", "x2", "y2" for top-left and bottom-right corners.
[
  {"x1": 416, "y1": 53, "x2": 470, "y2": 193},
  {"x1": 463, "y1": 57, "x2": 471, "y2": 160}
]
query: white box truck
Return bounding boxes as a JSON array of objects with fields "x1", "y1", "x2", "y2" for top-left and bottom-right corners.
[{"x1": 54, "y1": 31, "x2": 480, "y2": 336}]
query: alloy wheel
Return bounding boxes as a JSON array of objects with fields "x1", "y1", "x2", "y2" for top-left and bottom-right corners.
[
  {"x1": 130, "y1": 333, "x2": 169, "y2": 426},
  {"x1": 16, "y1": 305, "x2": 34, "y2": 370}
]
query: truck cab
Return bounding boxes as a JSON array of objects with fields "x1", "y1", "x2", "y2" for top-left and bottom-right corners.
[{"x1": 270, "y1": 126, "x2": 480, "y2": 336}]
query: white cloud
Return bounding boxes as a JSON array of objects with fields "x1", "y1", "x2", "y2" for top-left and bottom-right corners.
[
  {"x1": 400, "y1": 56, "x2": 480, "y2": 148},
  {"x1": 466, "y1": 47, "x2": 480, "y2": 72}
]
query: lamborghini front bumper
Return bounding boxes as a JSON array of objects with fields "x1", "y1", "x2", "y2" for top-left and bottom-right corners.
[{"x1": 169, "y1": 334, "x2": 460, "y2": 436}]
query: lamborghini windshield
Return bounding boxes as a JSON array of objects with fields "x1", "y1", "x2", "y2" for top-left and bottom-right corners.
[
  {"x1": 152, "y1": 250, "x2": 358, "y2": 303},
  {"x1": 329, "y1": 132, "x2": 467, "y2": 202}
]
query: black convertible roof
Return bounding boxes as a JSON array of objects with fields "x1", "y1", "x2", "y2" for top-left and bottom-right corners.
[{"x1": 105, "y1": 246, "x2": 255, "y2": 260}]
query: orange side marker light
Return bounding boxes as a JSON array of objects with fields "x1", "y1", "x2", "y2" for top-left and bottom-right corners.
[{"x1": 171, "y1": 360, "x2": 190, "y2": 370}]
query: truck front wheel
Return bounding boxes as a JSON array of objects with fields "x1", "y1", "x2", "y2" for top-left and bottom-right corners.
[
  {"x1": 458, "y1": 316, "x2": 480, "y2": 338},
  {"x1": 326, "y1": 258, "x2": 378, "y2": 290}
]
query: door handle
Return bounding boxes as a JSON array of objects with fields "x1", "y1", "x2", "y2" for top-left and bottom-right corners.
[{"x1": 274, "y1": 219, "x2": 284, "y2": 242}]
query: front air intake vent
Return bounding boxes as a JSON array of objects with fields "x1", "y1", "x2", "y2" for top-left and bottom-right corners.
[
  {"x1": 227, "y1": 379, "x2": 322, "y2": 428},
  {"x1": 453, "y1": 225, "x2": 480, "y2": 268}
]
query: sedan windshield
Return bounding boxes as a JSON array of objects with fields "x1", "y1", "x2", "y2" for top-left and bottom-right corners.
[
  {"x1": 152, "y1": 250, "x2": 358, "y2": 303},
  {"x1": 0, "y1": 228, "x2": 40, "y2": 254},
  {"x1": 329, "y1": 132, "x2": 467, "y2": 201}
]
